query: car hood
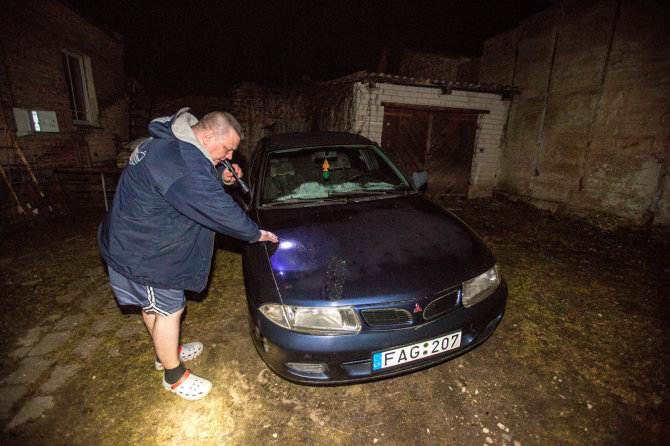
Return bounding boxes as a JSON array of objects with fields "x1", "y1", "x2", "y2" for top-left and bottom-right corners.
[{"x1": 255, "y1": 194, "x2": 496, "y2": 306}]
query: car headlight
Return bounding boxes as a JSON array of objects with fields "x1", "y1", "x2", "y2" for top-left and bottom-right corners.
[
  {"x1": 259, "y1": 304, "x2": 361, "y2": 335},
  {"x1": 462, "y1": 265, "x2": 501, "y2": 307}
]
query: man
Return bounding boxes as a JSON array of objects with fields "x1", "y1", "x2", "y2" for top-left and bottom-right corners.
[{"x1": 98, "y1": 108, "x2": 278, "y2": 400}]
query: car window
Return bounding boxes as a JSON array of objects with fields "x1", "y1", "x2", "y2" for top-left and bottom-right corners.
[{"x1": 261, "y1": 145, "x2": 410, "y2": 204}]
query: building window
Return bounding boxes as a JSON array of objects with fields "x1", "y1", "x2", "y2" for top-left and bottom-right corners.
[{"x1": 62, "y1": 50, "x2": 99, "y2": 125}]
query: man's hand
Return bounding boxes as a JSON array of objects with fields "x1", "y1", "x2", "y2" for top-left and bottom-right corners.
[
  {"x1": 259, "y1": 230, "x2": 278, "y2": 243},
  {"x1": 222, "y1": 163, "x2": 243, "y2": 183}
]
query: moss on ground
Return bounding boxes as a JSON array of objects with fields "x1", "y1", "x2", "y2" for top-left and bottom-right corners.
[{"x1": 0, "y1": 199, "x2": 668, "y2": 445}]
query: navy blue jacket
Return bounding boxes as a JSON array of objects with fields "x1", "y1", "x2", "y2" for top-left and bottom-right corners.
[{"x1": 98, "y1": 109, "x2": 260, "y2": 292}]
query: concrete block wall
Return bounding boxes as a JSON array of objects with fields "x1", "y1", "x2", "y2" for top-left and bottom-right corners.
[
  {"x1": 580, "y1": 0, "x2": 670, "y2": 224},
  {"x1": 0, "y1": 0, "x2": 128, "y2": 169},
  {"x1": 481, "y1": 0, "x2": 670, "y2": 225},
  {"x1": 482, "y1": 6, "x2": 559, "y2": 197},
  {"x1": 480, "y1": 29, "x2": 518, "y2": 86},
  {"x1": 530, "y1": 1, "x2": 618, "y2": 205},
  {"x1": 352, "y1": 82, "x2": 509, "y2": 197}
]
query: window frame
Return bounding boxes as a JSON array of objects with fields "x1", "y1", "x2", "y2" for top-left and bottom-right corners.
[{"x1": 62, "y1": 49, "x2": 99, "y2": 126}]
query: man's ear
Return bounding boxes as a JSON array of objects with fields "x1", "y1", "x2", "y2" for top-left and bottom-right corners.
[{"x1": 201, "y1": 129, "x2": 216, "y2": 146}]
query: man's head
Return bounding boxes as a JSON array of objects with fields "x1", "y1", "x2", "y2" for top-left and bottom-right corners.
[{"x1": 192, "y1": 112, "x2": 244, "y2": 164}]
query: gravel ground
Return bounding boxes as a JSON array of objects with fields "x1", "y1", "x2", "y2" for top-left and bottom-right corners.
[{"x1": 0, "y1": 197, "x2": 668, "y2": 445}]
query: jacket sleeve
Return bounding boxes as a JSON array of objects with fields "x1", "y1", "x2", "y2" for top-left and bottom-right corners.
[{"x1": 164, "y1": 172, "x2": 261, "y2": 243}]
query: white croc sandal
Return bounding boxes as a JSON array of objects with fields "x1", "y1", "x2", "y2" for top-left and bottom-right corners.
[
  {"x1": 163, "y1": 370, "x2": 212, "y2": 400},
  {"x1": 155, "y1": 342, "x2": 204, "y2": 370}
]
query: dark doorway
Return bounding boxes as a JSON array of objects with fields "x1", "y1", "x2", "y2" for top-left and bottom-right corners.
[{"x1": 380, "y1": 103, "x2": 484, "y2": 196}]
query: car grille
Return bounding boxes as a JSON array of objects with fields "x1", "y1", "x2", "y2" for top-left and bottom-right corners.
[
  {"x1": 360, "y1": 308, "x2": 412, "y2": 326},
  {"x1": 423, "y1": 289, "x2": 460, "y2": 320}
]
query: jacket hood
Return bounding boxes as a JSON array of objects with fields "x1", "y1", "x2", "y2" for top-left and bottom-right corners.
[{"x1": 148, "y1": 107, "x2": 214, "y2": 164}]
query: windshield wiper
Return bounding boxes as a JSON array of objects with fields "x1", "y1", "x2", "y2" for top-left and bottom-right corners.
[
  {"x1": 260, "y1": 197, "x2": 347, "y2": 208},
  {"x1": 262, "y1": 198, "x2": 320, "y2": 206},
  {"x1": 329, "y1": 189, "x2": 407, "y2": 197}
]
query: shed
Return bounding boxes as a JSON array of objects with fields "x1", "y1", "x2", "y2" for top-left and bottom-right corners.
[{"x1": 315, "y1": 72, "x2": 518, "y2": 199}]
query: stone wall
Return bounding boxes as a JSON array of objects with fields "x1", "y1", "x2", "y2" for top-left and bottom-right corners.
[
  {"x1": 231, "y1": 83, "x2": 313, "y2": 159},
  {"x1": 129, "y1": 94, "x2": 232, "y2": 140},
  {"x1": 352, "y1": 82, "x2": 509, "y2": 198},
  {"x1": 128, "y1": 83, "x2": 348, "y2": 164},
  {"x1": 481, "y1": 0, "x2": 670, "y2": 225},
  {"x1": 398, "y1": 51, "x2": 479, "y2": 84}
]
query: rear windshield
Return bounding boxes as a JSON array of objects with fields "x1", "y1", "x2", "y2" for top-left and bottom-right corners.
[{"x1": 261, "y1": 145, "x2": 410, "y2": 204}]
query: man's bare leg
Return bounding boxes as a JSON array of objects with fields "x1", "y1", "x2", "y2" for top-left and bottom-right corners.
[
  {"x1": 142, "y1": 310, "x2": 156, "y2": 337},
  {"x1": 142, "y1": 309, "x2": 182, "y2": 370},
  {"x1": 141, "y1": 308, "x2": 210, "y2": 399}
]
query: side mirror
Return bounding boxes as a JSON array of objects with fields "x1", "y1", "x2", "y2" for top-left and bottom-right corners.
[{"x1": 412, "y1": 171, "x2": 428, "y2": 191}]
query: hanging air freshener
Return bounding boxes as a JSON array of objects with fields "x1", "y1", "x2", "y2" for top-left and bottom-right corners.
[{"x1": 322, "y1": 159, "x2": 330, "y2": 180}]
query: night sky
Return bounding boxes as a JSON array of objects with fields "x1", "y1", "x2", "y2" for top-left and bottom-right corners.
[{"x1": 64, "y1": 0, "x2": 549, "y2": 95}]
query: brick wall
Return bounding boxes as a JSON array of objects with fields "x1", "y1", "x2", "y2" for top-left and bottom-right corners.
[
  {"x1": 0, "y1": 0, "x2": 128, "y2": 170},
  {"x1": 352, "y1": 82, "x2": 509, "y2": 198},
  {"x1": 480, "y1": 0, "x2": 670, "y2": 225}
]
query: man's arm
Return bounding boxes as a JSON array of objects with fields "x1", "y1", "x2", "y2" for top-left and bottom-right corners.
[{"x1": 164, "y1": 172, "x2": 261, "y2": 242}]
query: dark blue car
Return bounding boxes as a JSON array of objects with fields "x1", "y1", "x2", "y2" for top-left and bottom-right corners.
[{"x1": 241, "y1": 132, "x2": 507, "y2": 384}]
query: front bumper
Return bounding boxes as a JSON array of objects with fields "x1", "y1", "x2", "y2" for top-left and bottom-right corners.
[{"x1": 248, "y1": 280, "x2": 507, "y2": 384}]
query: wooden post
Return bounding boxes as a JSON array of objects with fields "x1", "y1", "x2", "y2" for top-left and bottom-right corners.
[
  {"x1": 12, "y1": 138, "x2": 45, "y2": 197},
  {"x1": 0, "y1": 162, "x2": 34, "y2": 223},
  {"x1": 10, "y1": 136, "x2": 58, "y2": 213},
  {"x1": 101, "y1": 172, "x2": 108, "y2": 211}
]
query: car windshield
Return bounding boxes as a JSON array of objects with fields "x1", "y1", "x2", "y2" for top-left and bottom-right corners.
[{"x1": 261, "y1": 144, "x2": 411, "y2": 204}]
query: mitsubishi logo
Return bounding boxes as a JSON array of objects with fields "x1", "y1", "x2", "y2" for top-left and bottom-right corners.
[{"x1": 413, "y1": 303, "x2": 423, "y2": 313}]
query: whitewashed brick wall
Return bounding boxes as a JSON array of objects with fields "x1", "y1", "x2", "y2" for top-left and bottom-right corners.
[{"x1": 351, "y1": 82, "x2": 509, "y2": 198}]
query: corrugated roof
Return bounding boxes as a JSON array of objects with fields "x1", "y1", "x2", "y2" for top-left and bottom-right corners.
[{"x1": 318, "y1": 71, "x2": 519, "y2": 96}]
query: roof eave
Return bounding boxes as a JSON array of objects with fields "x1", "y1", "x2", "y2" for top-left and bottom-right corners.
[{"x1": 319, "y1": 71, "x2": 520, "y2": 98}]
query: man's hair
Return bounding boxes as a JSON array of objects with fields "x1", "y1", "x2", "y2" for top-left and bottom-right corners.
[{"x1": 197, "y1": 111, "x2": 245, "y2": 140}]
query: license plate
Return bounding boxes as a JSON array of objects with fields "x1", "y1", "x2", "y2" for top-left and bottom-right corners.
[{"x1": 372, "y1": 331, "x2": 462, "y2": 371}]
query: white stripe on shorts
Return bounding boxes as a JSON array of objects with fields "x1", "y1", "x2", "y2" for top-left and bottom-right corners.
[{"x1": 142, "y1": 286, "x2": 170, "y2": 316}]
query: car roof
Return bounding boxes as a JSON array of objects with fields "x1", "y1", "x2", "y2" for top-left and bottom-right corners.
[{"x1": 261, "y1": 132, "x2": 377, "y2": 153}]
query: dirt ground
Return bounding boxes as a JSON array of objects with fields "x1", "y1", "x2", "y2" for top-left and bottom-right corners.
[{"x1": 0, "y1": 197, "x2": 668, "y2": 445}]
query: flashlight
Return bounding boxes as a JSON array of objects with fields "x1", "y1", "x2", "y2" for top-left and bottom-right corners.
[{"x1": 222, "y1": 159, "x2": 250, "y2": 195}]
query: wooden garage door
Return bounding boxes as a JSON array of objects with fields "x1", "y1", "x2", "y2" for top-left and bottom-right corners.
[
  {"x1": 381, "y1": 103, "x2": 482, "y2": 196},
  {"x1": 380, "y1": 107, "x2": 428, "y2": 176},
  {"x1": 427, "y1": 113, "x2": 477, "y2": 194}
]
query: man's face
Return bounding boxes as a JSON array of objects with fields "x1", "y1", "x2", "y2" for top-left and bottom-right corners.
[{"x1": 205, "y1": 127, "x2": 240, "y2": 165}]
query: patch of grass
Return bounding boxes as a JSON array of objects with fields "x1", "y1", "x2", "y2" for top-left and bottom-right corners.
[{"x1": 2, "y1": 200, "x2": 668, "y2": 445}]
